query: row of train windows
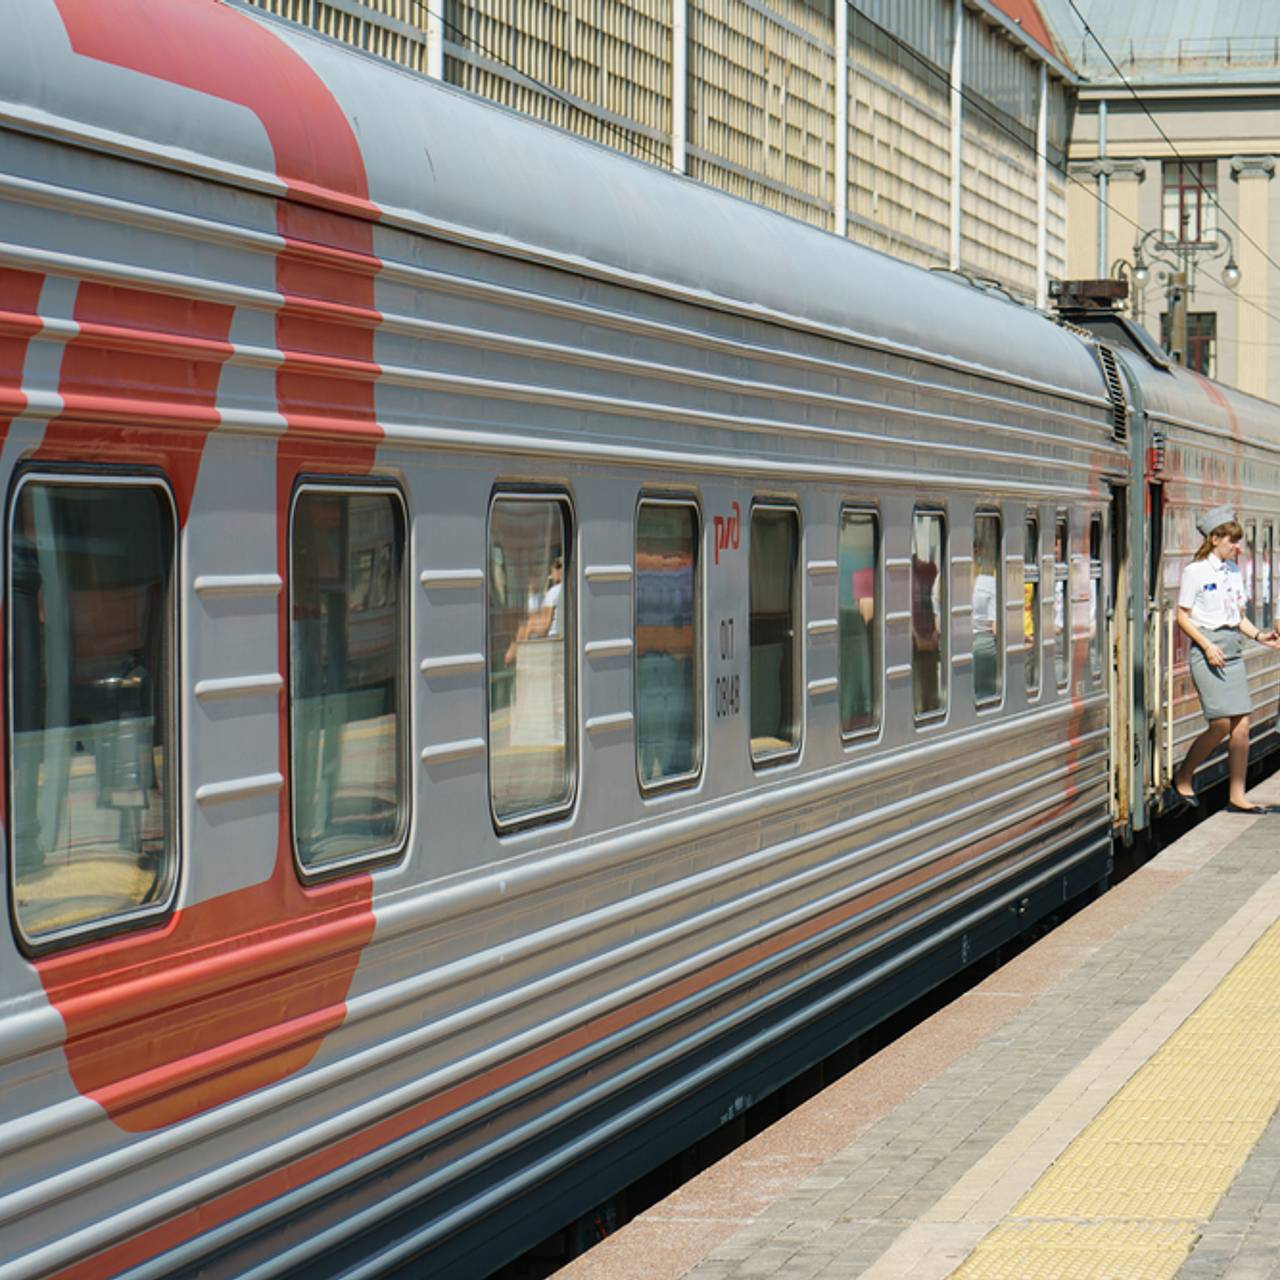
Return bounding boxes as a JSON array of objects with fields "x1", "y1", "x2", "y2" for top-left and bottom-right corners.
[{"x1": 7, "y1": 474, "x2": 1101, "y2": 948}]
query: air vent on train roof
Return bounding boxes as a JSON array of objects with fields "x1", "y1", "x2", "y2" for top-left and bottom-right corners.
[{"x1": 1096, "y1": 344, "x2": 1128, "y2": 443}]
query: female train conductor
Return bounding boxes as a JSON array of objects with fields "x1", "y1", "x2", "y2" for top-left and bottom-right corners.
[{"x1": 1172, "y1": 505, "x2": 1280, "y2": 814}]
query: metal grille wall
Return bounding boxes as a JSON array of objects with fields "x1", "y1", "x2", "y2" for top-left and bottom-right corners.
[
  {"x1": 688, "y1": 0, "x2": 835, "y2": 227},
  {"x1": 237, "y1": 0, "x2": 1073, "y2": 300}
]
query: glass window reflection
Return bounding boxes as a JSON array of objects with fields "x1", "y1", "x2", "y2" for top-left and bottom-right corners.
[
  {"x1": 838, "y1": 509, "x2": 879, "y2": 735},
  {"x1": 10, "y1": 479, "x2": 176, "y2": 943},
  {"x1": 291, "y1": 488, "x2": 406, "y2": 870},
  {"x1": 750, "y1": 506, "x2": 800, "y2": 761},
  {"x1": 973, "y1": 513, "x2": 1001, "y2": 705},
  {"x1": 1024, "y1": 515, "x2": 1040, "y2": 694},
  {"x1": 636, "y1": 502, "x2": 700, "y2": 789},
  {"x1": 912, "y1": 512, "x2": 947, "y2": 717},
  {"x1": 488, "y1": 497, "x2": 573, "y2": 824},
  {"x1": 1054, "y1": 515, "x2": 1069, "y2": 689}
]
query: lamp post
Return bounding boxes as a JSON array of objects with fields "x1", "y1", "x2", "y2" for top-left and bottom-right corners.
[{"x1": 1127, "y1": 226, "x2": 1240, "y2": 366}]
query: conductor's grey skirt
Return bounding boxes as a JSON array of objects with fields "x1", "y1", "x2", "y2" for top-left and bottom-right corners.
[{"x1": 1188, "y1": 626, "x2": 1252, "y2": 719}]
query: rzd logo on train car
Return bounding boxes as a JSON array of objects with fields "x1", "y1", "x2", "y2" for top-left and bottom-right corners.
[{"x1": 712, "y1": 501, "x2": 741, "y2": 564}]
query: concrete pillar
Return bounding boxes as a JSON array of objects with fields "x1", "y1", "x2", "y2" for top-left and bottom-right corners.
[
  {"x1": 672, "y1": 0, "x2": 688, "y2": 173},
  {"x1": 1096, "y1": 100, "x2": 1108, "y2": 277},
  {"x1": 1231, "y1": 155, "x2": 1275, "y2": 398},
  {"x1": 425, "y1": 0, "x2": 443, "y2": 80},
  {"x1": 834, "y1": 0, "x2": 848, "y2": 236},
  {"x1": 950, "y1": 0, "x2": 964, "y2": 271},
  {"x1": 1036, "y1": 62, "x2": 1048, "y2": 308}
]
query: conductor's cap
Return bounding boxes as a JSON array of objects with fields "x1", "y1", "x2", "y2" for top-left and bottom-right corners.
[{"x1": 1197, "y1": 504, "x2": 1238, "y2": 536}]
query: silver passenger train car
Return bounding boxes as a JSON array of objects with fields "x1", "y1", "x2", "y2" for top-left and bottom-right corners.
[{"x1": 1, "y1": 2, "x2": 1278, "y2": 1276}]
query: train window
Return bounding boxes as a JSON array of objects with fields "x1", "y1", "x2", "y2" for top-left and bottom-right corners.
[
  {"x1": 488, "y1": 495, "x2": 575, "y2": 826},
  {"x1": 1054, "y1": 515, "x2": 1070, "y2": 689},
  {"x1": 912, "y1": 510, "x2": 947, "y2": 719},
  {"x1": 1266, "y1": 524, "x2": 1275, "y2": 630},
  {"x1": 1245, "y1": 520, "x2": 1258, "y2": 622},
  {"x1": 636, "y1": 500, "x2": 701, "y2": 791},
  {"x1": 1089, "y1": 515, "x2": 1104, "y2": 681},
  {"x1": 838, "y1": 507, "x2": 879, "y2": 736},
  {"x1": 973, "y1": 513, "x2": 1002, "y2": 706},
  {"x1": 1024, "y1": 515, "x2": 1040, "y2": 695},
  {"x1": 291, "y1": 486, "x2": 407, "y2": 872},
  {"x1": 9, "y1": 476, "x2": 177, "y2": 946},
  {"x1": 750, "y1": 505, "x2": 801, "y2": 763}
]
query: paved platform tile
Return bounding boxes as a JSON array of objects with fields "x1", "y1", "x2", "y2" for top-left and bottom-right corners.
[{"x1": 955, "y1": 891, "x2": 1280, "y2": 1279}]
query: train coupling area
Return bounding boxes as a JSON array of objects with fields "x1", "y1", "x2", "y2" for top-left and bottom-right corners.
[{"x1": 555, "y1": 779, "x2": 1280, "y2": 1280}]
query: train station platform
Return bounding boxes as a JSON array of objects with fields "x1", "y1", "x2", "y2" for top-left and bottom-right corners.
[{"x1": 554, "y1": 778, "x2": 1280, "y2": 1280}]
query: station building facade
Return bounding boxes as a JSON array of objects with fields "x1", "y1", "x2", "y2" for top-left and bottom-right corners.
[
  {"x1": 1048, "y1": 0, "x2": 1280, "y2": 398},
  {"x1": 237, "y1": 0, "x2": 1076, "y2": 304}
]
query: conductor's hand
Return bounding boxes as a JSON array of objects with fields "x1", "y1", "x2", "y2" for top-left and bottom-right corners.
[
  {"x1": 1204, "y1": 642, "x2": 1227, "y2": 668},
  {"x1": 1259, "y1": 629, "x2": 1280, "y2": 650}
]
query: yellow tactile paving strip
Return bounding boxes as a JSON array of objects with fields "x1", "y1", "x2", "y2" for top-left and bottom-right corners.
[{"x1": 953, "y1": 910, "x2": 1280, "y2": 1279}]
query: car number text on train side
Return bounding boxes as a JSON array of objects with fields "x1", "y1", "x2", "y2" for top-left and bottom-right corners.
[{"x1": 715, "y1": 616, "x2": 740, "y2": 718}]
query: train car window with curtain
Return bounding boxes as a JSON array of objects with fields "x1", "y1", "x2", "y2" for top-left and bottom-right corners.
[
  {"x1": 488, "y1": 496, "x2": 574, "y2": 824},
  {"x1": 838, "y1": 508, "x2": 879, "y2": 736},
  {"x1": 291, "y1": 487, "x2": 407, "y2": 871},
  {"x1": 10, "y1": 477, "x2": 177, "y2": 945},
  {"x1": 636, "y1": 500, "x2": 701, "y2": 790},
  {"x1": 973, "y1": 513, "x2": 1002, "y2": 705},
  {"x1": 1089, "y1": 515, "x2": 1104, "y2": 681},
  {"x1": 1054, "y1": 515, "x2": 1069, "y2": 688},
  {"x1": 750, "y1": 505, "x2": 800, "y2": 762},
  {"x1": 1024, "y1": 515, "x2": 1040, "y2": 695},
  {"x1": 912, "y1": 511, "x2": 947, "y2": 718}
]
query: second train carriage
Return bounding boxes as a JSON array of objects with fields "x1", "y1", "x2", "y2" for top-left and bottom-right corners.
[{"x1": 0, "y1": 1, "x2": 1278, "y2": 1276}]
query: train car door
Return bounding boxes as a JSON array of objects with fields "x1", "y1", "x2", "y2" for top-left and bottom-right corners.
[{"x1": 1108, "y1": 485, "x2": 1132, "y2": 831}]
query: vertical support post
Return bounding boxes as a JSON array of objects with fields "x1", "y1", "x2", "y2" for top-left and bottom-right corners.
[
  {"x1": 1036, "y1": 61, "x2": 1049, "y2": 309},
  {"x1": 1169, "y1": 270, "x2": 1188, "y2": 365},
  {"x1": 834, "y1": 0, "x2": 848, "y2": 236},
  {"x1": 425, "y1": 0, "x2": 444, "y2": 80},
  {"x1": 949, "y1": 0, "x2": 964, "y2": 271},
  {"x1": 672, "y1": 0, "x2": 688, "y2": 173},
  {"x1": 1096, "y1": 98, "x2": 1109, "y2": 277}
]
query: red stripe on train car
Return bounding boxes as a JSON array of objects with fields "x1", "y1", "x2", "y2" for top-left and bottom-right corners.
[
  {"x1": 0, "y1": 268, "x2": 45, "y2": 441},
  {"x1": 37, "y1": 0, "x2": 380, "y2": 1137},
  {"x1": 0, "y1": 268, "x2": 46, "y2": 838},
  {"x1": 37, "y1": 284, "x2": 235, "y2": 521},
  {"x1": 49, "y1": 793, "x2": 1085, "y2": 1280}
]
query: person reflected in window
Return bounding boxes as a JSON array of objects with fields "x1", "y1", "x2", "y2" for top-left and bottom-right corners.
[
  {"x1": 1172, "y1": 505, "x2": 1280, "y2": 814},
  {"x1": 972, "y1": 521, "x2": 999, "y2": 702},
  {"x1": 505, "y1": 556, "x2": 563, "y2": 663},
  {"x1": 911, "y1": 549, "x2": 941, "y2": 714}
]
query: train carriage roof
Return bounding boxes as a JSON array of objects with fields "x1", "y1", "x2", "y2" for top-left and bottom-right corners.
[
  {"x1": 1112, "y1": 345, "x2": 1280, "y2": 453},
  {"x1": 4, "y1": 0, "x2": 1109, "y2": 409}
]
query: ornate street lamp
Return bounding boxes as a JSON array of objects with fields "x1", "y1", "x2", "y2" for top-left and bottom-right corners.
[{"x1": 1125, "y1": 226, "x2": 1240, "y2": 364}]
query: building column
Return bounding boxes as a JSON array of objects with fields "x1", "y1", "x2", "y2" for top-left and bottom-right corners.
[
  {"x1": 1231, "y1": 156, "x2": 1275, "y2": 398},
  {"x1": 1106, "y1": 159, "x2": 1146, "y2": 284},
  {"x1": 834, "y1": 0, "x2": 848, "y2": 236},
  {"x1": 1036, "y1": 62, "x2": 1048, "y2": 308},
  {"x1": 949, "y1": 0, "x2": 963, "y2": 270},
  {"x1": 1096, "y1": 99, "x2": 1108, "y2": 277},
  {"x1": 672, "y1": 0, "x2": 688, "y2": 173},
  {"x1": 425, "y1": 0, "x2": 444, "y2": 80}
]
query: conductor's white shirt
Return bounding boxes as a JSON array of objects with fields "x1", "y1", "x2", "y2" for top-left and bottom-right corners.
[{"x1": 1178, "y1": 553, "x2": 1247, "y2": 629}]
